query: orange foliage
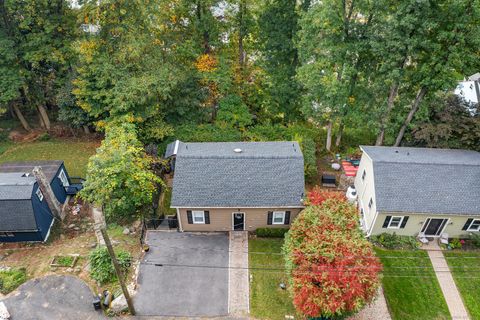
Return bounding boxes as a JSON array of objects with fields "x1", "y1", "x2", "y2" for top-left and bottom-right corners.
[
  {"x1": 306, "y1": 187, "x2": 346, "y2": 205},
  {"x1": 195, "y1": 54, "x2": 217, "y2": 72}
]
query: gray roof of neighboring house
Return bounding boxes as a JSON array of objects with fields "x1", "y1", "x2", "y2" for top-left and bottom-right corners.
[
  {"x1": 171, "y1": 141, "x2": 305, "y2": 207},
  {"x1": 360, "y1": 146, "x2": 480, "y2": 215},
  {"x1": 467, "y1": 72, "x2": 480, "y2": 81}
]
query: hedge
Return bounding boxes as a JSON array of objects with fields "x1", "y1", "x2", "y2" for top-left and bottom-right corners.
[{"x1": 256, "y1": 228, "x2": 289, "y2": 238}]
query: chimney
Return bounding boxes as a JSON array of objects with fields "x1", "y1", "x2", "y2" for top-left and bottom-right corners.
[
  {"x1": 32, "y1": 166, "x2": 64, "y2": 220},
  {"x1": 91, "y1": 206, "x2": 106, "y2": 245}
]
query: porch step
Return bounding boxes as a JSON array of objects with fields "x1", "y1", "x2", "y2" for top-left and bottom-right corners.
[{"x1": 228, "y1": 231, "x2": 249, "y2": 316}]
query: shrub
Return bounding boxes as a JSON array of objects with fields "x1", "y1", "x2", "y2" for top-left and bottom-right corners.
[
  {"x1": 284, "y1": 199, "x2": 382, "y2": 318},
  {"x1": 89, "y1": 247, "x2": 131, "y2": 284},
  {"x1": 471, "y1": 233, "x2": 480, "y2": 248},
  {"x1": 370, "y1": 233, "x2": 420, "y2": 250},
  {"x1": 0, "y1": 129, "x2": 8, "y2": 142},
  {"x1": 256, "y1": 228, "x2": 289, "y2": 238},
  {"x1": 449, "y1": 238, "x2": 464, "y2": 250},
  {"x1": 306, "y1": 187, "x2": 345, "y2": 206},
  {"x1": 37, "y1": 132, "x2": 51, "y2": 141},
  {"x1": 0, "y1": 268, "x2": 27, "y2": 294}
]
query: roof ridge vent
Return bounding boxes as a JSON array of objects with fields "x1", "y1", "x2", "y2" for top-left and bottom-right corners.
[{"x1": 233, "y1": 148, "x2": 243, "y2": 153}]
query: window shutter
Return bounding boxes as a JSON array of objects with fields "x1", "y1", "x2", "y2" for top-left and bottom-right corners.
[
  {"x1": 187, "y1": 210, "x2": 193, "y2": 224},
  {"x1": 267, "y1": 211, "x2": 273, "y2": 225},
  {"x1": 382, "y1": 216, "x2": 392, "y2": 228},
  {"x1": 462, "y1": 218, "x2": 473, "y2": 231},
  {"x1": 204, "y1": 211, "x2": 210, "y2": 224},
  {"x1": 400, "y1": 216, "x2": 409, "y2": 228},
  {"x1": 284, "y1": 211, "x2": 291, "y2": 225}
]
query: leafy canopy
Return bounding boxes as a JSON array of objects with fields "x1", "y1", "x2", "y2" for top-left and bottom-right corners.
[
  {"x1": 80, "y1": 120, "x2": 161, "y2": 219},
  {"x1": 284, "y1": 192, "x2": 381, "y2": 318}
]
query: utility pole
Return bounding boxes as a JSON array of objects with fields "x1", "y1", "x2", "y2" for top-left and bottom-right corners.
[{"x1": 100, "y1": 228, "x2": 136, "y2": 315}]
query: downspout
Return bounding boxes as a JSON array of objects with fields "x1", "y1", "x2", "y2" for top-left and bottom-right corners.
[{"x1": 176, "y1": 208, "x2": 183, "y2": 232}]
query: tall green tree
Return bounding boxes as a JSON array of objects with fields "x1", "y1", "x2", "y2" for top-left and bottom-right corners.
[
  {"x1": 80, "y1": 120, "x2": 160, "y2": 219},
  {"x1": 258, "y1": 0, "x2": 301, "y2": 122},
  {"x1": 0, "y1": 0, "x2": 76, "y2": 130},
  {"x1": 297, "y1": 0, "x2": 377, "y2": 150}
]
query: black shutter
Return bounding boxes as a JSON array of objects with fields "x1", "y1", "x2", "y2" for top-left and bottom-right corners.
[
  {"x1": 187, "y1": 210, "x2": 193, "y2": 224},
  {"x1": 204, "y1": 211, "x2": 210, "y2": 224},
  {"x1": 400, "y1": 216, "x2": 409, "y2": 228},
  {"x1": 284, "y1": 211, "x2": 291, "y2": 225},
  {"x1": 382, "y1": 216, "x2": 392, "y2": 228},
  {"x1": 267, "y1": 211, "x2": 273, "y2": 225},
  {"x1": 462, "y1": 218, "x2": 473, "y2": 231}
]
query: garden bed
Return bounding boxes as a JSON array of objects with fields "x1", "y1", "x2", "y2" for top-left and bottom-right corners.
[{"x1": 50, "y1": 254, "x2": 79, "y2": 268}]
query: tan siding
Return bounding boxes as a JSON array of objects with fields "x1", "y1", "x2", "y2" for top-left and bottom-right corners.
[
  {"x1": 371, "y1": 212, "x2": 478, "y2": 238},
  {"x1": 178, "y1": 208, "x2": 303, "y2": 232}
]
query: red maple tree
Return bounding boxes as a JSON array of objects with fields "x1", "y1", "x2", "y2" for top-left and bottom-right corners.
[{"x1": 284, "y1": 194, "x2": 382, "y2": 318}]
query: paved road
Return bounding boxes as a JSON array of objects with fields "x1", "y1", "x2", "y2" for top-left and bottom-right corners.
[
  {"x1": 135, "y1": 231, "x2": 229, "y2": 317},
  {"x1": 1, "y1": 275, "x2": 105, "y2": 320}
]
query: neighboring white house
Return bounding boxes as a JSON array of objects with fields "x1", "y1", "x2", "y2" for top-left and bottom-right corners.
[
  {"x1": 455, "y1": 72, "x2": 480, "y2": 105},
  {"x1": 354, "y1": 146, "x2": 480, "y2": 238}
]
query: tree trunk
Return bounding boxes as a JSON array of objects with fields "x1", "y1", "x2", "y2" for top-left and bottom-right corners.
[
  {"x1": 393, "y1": 87, "x2": 427, "y2": 147},
  {"x1": 13, "y1": 103, "x2": 31, "y2": 131},
  {"x1": 83, "y1": 125, "x2": 91, "y2": 134},
  {"x1": 37, "y1": 105, "x2": 51, "y2": 130},
  {"x1": 238, "y1": 0, "x2": 246, "y2": 67},
  {"x1": 335, "y1": 122, "x2": 344, "y2": 147},
  {"x1": 376, "y1": 83, "x2": 399, "y2": 146},
  {"x1": 91, "y1": 206, "x2": 106, "y2": 245},
  {"x1": 326, "y1": 121, "x2": 333, "y2": 151}
]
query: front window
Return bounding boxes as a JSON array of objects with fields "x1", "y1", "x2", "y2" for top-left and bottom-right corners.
[
  {"x1": 273, "y1": 211, "x2": 285, "y2": 224},
  {"x1": 192, "y1": 210, "x2": 205, "y2": 224},
  {"x1": 36, "y1": 188, "x2": 44, "y2": 201},
  {"x1": 58, "y1": 169, "x2": 69, "y2": 186},
  {"x1": 388, "y1": 216, "x2": 404, "y2": 229},
  {"x1": 468, "y1": 219, "x2": 480, "y2": 231}
]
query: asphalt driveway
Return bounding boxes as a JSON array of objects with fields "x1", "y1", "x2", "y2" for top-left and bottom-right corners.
[
  {"x1": 1, "y1": 275, "x2": 104, "y2": 320},
  {"x1": 134, "y1": 231, "x2": 229, "y2": 317}
]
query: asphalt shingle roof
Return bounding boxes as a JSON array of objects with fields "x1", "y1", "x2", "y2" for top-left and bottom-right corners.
[
  {"x1": 171, "y1": 141, "x2": 305, "y2": 207},
  {"x1": 0, "y1": 200, "x2": 37, "y2": 232},
  {"x1": 361, "y1": 146, "x2": 480, "y2": 215},
  {"x1": 0, "y1": 161, "x2": 63, "y2": 181}
]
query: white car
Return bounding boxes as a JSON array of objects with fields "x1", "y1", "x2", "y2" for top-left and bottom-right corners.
[{"x1": 346, "y1": 185, "x2": 357, "y2": 203}]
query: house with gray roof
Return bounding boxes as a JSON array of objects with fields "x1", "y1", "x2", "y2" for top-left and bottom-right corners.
[
  {"x1": 354, "y1": 146, "x2": 480, "y2": 237},
  {"x1": 165, "y1": 140, "x2": 305, "y2": 232},
  {"x1": 0, "y1": 161, "x2": 72, "y2": 242}
]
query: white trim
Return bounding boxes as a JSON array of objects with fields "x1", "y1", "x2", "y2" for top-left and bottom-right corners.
[
  {"x1": 272, "y1": 211, "x2": 286, "y2": 224},
  {"x1": 467, "y1": 219, "x2": 480, "y2": 232},
  {"x1": 367, "y1": 211, "x2": 379, "y2": 237},
  {"x1": 172, "y1": 206, "x2": 304, "y2": 209},
  {"x1": 232, "y1": 212, "x2": 245, "y2": 231},
  {"x1": 36, "y1": 188, "x2": 44, "y2": 201},
  {"x1": 58, "y1": 169, "x2": 69, "y2": 187},
  {"x1": 173, "y1": 140, "x2": 180, "y2": 155},
  {"x1": 192, "y1": 210, "x2": 205, "y2": 224},
  {"x1": 176, "y1": 208, "x2": 183, "y2": 232},
  {"x1": 419, "y1": 217, "x2": 450, "y2": 237},
  {"x1": 43, "y1": 217, "x2": 56, "y2": 242},
  {"x1": 387, "y1": 216, "x2": 404, "y2": 229}
]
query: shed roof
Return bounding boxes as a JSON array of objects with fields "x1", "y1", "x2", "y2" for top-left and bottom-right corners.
[
  {"x1": 0, "y1": 200, "x2": 37, "y2": 232},
  {"x1": 360, "y1": 146, "x2": 480, "y2": 215},
  {"x1": 0, "y1": 160, "x2": 63, "y2": 181},
  {"x1": 171, "y1": 141, "x2": 305, "y2": 207}
]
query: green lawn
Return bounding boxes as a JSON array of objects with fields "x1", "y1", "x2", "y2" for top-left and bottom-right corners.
[
  {"x1": 0, "y1": 139, "x2": 99, "y2": 177},
  {"x1": 444, "y1": 251, "x2": 480, "y2": 320},
  {"x1": 375, "y1": 248, "x2": 450, "y2": 320},
  {"x1": 249, "y1": 237, "x2": 298, "y2": 320}
]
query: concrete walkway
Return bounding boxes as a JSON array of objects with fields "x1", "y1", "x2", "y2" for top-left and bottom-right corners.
[
  {"x1": 228, "y1": 231, "x2": 249, "y2": 317},
  {"x1": 427, "y1": 247, "x2": 470, "y2": 320},
  {"x1": 348, "y1": 287, "x2": 391, "y2": 320}
]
